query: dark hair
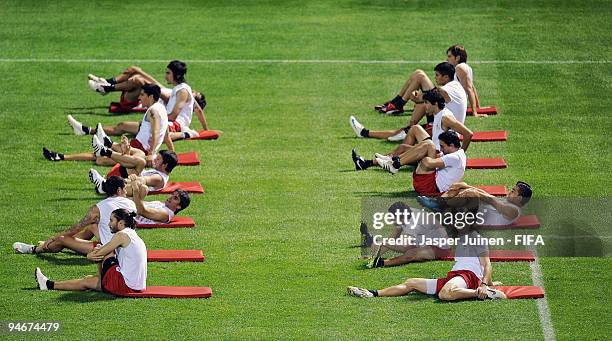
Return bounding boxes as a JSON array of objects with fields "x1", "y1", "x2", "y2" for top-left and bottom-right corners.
[
  {"x1": 159, "y1": 150, "x2": 178, "y2": 173},
  {"x1": 422, "y1": 88, "x2": 446, "y2": 109},
  {"x1": 103, "y1": 176, "x2": 126, "y2": 196},
  {"x1": 515, "y1": 181, "x2": 533, "y2": 206},
  {"x1": 434, "y1": 62, "x2": 455, "y2": 81},
  {"x1": 174, "y1": 189, "x2": 191, "y2": 214},
  {"x1": 447, "y1": 44, "x2": 468, "y2": 63},
  {"x1": 111, "y1": 208, "x2": 137, "y2": 229},
  {"x1": 142, "y1": 83, "x2": 161, "y2": 101},
  {"x1": 438, "y1": 130, "x2": 461, "y2": 148},
  {"x1": 194, "y1": 92, "x2": 207, "y2": 110},
  {"x1": 167, "y1": 60, "x2": 187, "y2": 83}
]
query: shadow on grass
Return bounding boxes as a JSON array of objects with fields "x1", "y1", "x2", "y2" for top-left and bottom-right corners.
[
  {"x1": 48, "y1": 195, "x2": 102, "y2": 201},
  {"x1": 63, "y1": 106, "x2": 108, "y2": 110},
  {"x1": 56, "y1": 291, "x2": 117, "y2": 302},
  {"x1": 36, "y1": 253, "x2": 91, "y2": 266}
]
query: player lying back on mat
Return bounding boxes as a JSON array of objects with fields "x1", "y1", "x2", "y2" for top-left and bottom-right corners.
[
  {"x1": 13, "y1": 177, "x2": 190, "y2": 256},
  {"x1": 34, "y1": 208, "x2": 147, "y2": 296},
  {"x1": 348, "y1": 229, "x2": 507, "y2": 301}
]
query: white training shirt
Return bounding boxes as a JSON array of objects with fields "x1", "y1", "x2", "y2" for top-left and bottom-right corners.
[
  {"x1": 166, "y1": 82, "x2": 194, "y2": 129},
  {"x1": 135, "y1": 101, "x2": 169, "y2": 153},
  {"x1": 431, "y1": 107, "x2": 455, "y2": 150},
  {"x1": 399, "y1": 207, "x2": 450, "y2": 249},
  {"x1": 478, "y1": 200, "x2": 521, "y2": 226},
  {"x1": 140, "y1": 168, "x2": 170, "y2": 192},
  {"x1": 135, "y1": 201, "x2": 175, "y2": 224},
  {"x1": 96, "y1": 196, "x2": 137, "y2": 245},
  {"x1": 114, "y1": 228, "x2": 147, "y2": 291},
  {"x1": 453, "y1": 62, "x2": 474, "y2": 86},
  {"x1": 435, "y1": 149, "x2": 466, "y2": 192},
  {"x1": 441, "y1": 80, "x2": 467, "y2": 123},
  {"x1": 452, "y1": 231, "x2": 488, "y2": 279}
]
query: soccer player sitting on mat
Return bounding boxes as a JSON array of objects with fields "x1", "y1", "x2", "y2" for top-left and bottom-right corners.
[
  {"x1": 363, "y1": 201, "x2": 451, "y2": 269},
  {"x1": 352, "y1": 88, "x2": 472, "y2": 173},
  {"x1": 373, "y1": 45, "x2": 480, "y2": 120},
  {"x1": 34, "y1": 208, "x2": 147, "y2": 295},
  {"x1": 13, "y1": 176, "x2": 190, "y2": 256},
  {"x1": 348, "y1": 229, "x2": 507, "y2": 301},
  {"x1": 44, "y1": 84, "x2": 173, "y2": 167},
  {"x1": 417, "y1": 181, "x2": 533, "y2": 226},
  {"x1": 86, "y1": 60, "x2": 211, "y2": 140}
]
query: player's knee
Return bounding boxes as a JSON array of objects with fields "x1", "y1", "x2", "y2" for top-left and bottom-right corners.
[
  {"x1": 404, "y1": 278, "x2": 419, "y2": 290},
  {"x1": 413, "y1": 69, "x2": 426, "y2": 79},
  {"x1": 128, "y1": 66, "x2": 142, "y2": 73},
  {"x1": 438, "y1": 284, "x2": 458, "y2": 301}
]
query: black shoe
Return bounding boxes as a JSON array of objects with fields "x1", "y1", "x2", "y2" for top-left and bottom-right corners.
[
  {"x1": 352, "y1": 149, "x2": 366, "y2": 171},
  {"x1": 359, "y1": 222, "x2": 373, "y2": 247},
  {"x1": 42, "y1": 147, "x2": 63, "y2": 161}
]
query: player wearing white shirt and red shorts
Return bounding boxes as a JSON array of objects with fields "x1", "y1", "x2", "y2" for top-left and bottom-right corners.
[
  {"x1": 34, "y1": 208, "x2": 147, "y2": 296},
  {"x1": 347, "y1": 230, "x2": 507, "y2": 301}
]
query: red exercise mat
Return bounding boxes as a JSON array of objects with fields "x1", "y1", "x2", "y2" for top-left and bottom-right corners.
[
  {"x1": 460, "y1": 131, "x2": 508, "y2": 142},
  {"x1": 108, "y1": 102, "x2": 148, "y2": 114},
  {"x1": 475, "y1": 185, "x2": 508, "y2": 196},
  {"x1": 493, "y1": 286, "x2": 544, "y2": 299},
  {"x1": 467, "y1": 106, "x2": 498, "y2": 115},
  {"x1": 147, "y1": 250, "x2": 204, "y2": 262},
  {"x1": 177, "y1": 151, "x2": 200, "y2": 166},
  {"x1": 467, "y1": 158, "x2": 507, "y2": 169},
  {"x1": 437, "y1": 249, "x2": 535, "y2": 262},
  {"x1": 187, "y1": 130, "x2": 220, "y2": 140},
  {"x1": 136, "y1": 216, "x2": 196, "y2": 228},
  {"x1": 117, "y1": 286, "x2": 213, "y2": 298},
  {"x1": 480, "y1": 215, "x2": 541, "y2": 229},
  {"x1": 148, "y1": 182, "x2": 204, "y2": 195}
]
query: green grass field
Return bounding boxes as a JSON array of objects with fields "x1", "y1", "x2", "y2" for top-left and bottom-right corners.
[{"x1": 0, "y1": 0, "x2": 610, "y2": 339}]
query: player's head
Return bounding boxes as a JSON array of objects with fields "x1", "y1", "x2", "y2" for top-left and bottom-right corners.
[
  {"x1": 508, "y1": 181, "x2": 533, "y2": 206},
  {"x1": 166, "y1": 60, "x2": 187, "y2": 84},
  {"x1": 110, "y1": 208, "x2": 137, "y2": 233},
  {"x1": 193, "y1": 91, "x2": 207, "y2": 110},
  {"x1": 438, "y1": 130, "x2": 461, "y2": 154},
  {"x1": 140, "y1": 83, "x2": 161, "y2": 105},
  {"x1": 447, "y1": 44, "x2": 468, "y2": 64},
  {"x1": 423, "y1": 88, "x2": 446, "y2": 113},
  {"x1": 166, "y1": 189, "x2": 191, "y2": 214},
  {"x1": 103, "y1": 176, "x2": 126, "y2": 197},
  {"x1": 433, "y1": 62, "x2": 455, "y2": 85},
  {"x1": 157, "y1": 150, "x2": 178, "y2": 173}
]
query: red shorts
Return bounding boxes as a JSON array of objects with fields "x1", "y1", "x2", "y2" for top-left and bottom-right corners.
[
  {"x1": 168, "y1": 120, "x2": 182, "y2": 133},
  {"x1": 412, "y1": 171, "x2": 441, "y2": 196},
  {"x1": 129, "y1": 138, "x2": 148, "y2": 154},
  {"x1": 101, "y1": 258, "x2": 140, "y2": 296},
  {"x1": 435, "y1": 270, "x2": 481, "y2": 294}
]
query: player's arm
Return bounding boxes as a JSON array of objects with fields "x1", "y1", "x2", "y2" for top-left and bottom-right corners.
[
  {"x1": 488, "y1": 197, "x2": 521, "y2": 221},
  {"x1": 168, "y1": 89, "x2": 189, "y2": 121},
  {"x1": 43, "y1": 206, "x2": 100, "y2": 249},
  {"x1": 142, "y1": 173, "x2": 163, "y2": 191},
  {"x1": 443, "y1": 115, "x2": 473, "y2": 151},
  {"x1": 456, "y1": 66, "x2": 479, "y2": 115},
  {"x1": 132, "y1": 182, "x2": 170, "y2": 222},
  {"x1": 87, "y1": 232, "x2": 130, "y2": 262},
  {"x1": 147, "y1": 110, "x2": 160, "y2": 159},
  {"x1": 163, "y1": 128, "x2": 175, "y2": 152},
  {"x1": 438, "y1": 87, "x2": 451, "y2": 103},
  {"x1": 194, "y1": 101, "x2": 209, "y2": 130},
  {"x1": 479, "y1": 254, "x2": 493, "y2": 286},
  {"x1": 421, "y1": 156, "x2": 446, "y2": 170}
]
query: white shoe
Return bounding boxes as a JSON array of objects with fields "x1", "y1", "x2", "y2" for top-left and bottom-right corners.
[
  {"x1": 387, "y1": 130, "x2": 407, "y2": 142},
  {"x1": 377, "y1": 156, "x2": 399, "y2": 174},
  {"x1": 95, "y1": 123, "x2": 112, "y2": 148},
  {"x1": 35, "y1": 267, "x2": 49, "y2": 291},
  {"x1": 88, "y1": 74, "x2": 109, "y2": 86},
  {"x1": 13, "y1": 242, "x2": 35, "y2": 254},
  {"x1": 87, "y1": 79, "x2": 108, "y2": 95},
  {"x1": 67, "y1": 115, "x2": 86, "y2": 136},
  {"x1": 92, "y1": 135, "x2": 105, "y2": 158},
  {"x1": 374, "y1": 153, "x2": 392, "y2": 163},
  {"x1": 485, "y1": 287, "x2": 507, "y2": 299},
  {"x1": 89, "y1": 168, "x2": 106, "y2": 195},
  {"x1": 347, "y1": 286, "x2": 374, "y2": 298},
  {"x1": 182, "y1": 127, "x2": 200, "y2": 139},
  {"x1": 349, "y1": 115, "x2": 365, "y2": 138}
]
